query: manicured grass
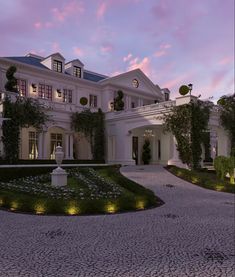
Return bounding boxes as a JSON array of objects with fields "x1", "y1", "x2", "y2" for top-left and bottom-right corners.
[
  {"x1": 0, "y1": 166, "x2": 163, "y2": 215},
  {"x1": 166, "y1": 165, "x2": 235, "y2": 193}
]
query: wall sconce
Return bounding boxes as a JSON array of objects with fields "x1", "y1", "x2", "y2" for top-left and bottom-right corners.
[
  {"x1": 57, "y1": 89, "x2": 62, "y2": 97},
  {"x1": 32, "y1": 83, "x2": 37, "y2": 92}
]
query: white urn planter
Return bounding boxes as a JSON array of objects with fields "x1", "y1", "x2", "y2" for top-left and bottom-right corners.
[{"x1": 51, "y1": 146, "x2": 67, "y2": 187}]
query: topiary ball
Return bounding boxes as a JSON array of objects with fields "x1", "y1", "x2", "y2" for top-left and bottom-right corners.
[{"x1": 179, "y1": 85, "x2": 189, "y2": 96}]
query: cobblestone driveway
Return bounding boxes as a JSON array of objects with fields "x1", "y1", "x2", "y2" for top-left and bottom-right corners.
[{"x1": 0, "y1": 165, "x2": 234, "y2": 277}]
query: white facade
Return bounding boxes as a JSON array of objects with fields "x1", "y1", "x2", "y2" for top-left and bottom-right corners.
[{"x1": 0, "y1": 52, "x2": 231, "y2": 165}]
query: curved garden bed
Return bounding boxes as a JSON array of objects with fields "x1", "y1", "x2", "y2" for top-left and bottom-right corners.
[{"x1": 0, "y1": 166, "x2": 164, "y2": 215}]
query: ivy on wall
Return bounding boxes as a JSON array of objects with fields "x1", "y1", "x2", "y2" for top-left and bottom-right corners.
[
  {"x1": 71, "y1": 108, "x2": 105, "y2": 161},
  {"x1": 163, "y1": 99, "x2": 211, "y2": 169},
  {"x1": 217, "y1": 94, "x2": 235, "y2": 155},
  {"x1": 2, "y1": 97, "x2": 48, "y2": 163}
]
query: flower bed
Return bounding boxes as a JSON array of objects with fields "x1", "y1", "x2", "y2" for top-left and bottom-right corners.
[{"x1": 0, "y1": 166, "x2": 163, "y2": 215}]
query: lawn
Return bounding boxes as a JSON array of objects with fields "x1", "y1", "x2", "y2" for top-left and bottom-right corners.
[
  {"x1": 0, "y1": 166, "x2": 163, "y2": 215},
  {"x1": 166, "y1": 165, "x2": 235, "y2": 194}
]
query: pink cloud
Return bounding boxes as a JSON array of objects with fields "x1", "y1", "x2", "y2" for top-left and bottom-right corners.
[
  {"x1": 160, "y1": 43, "x2": 172, "y2": 49},
  {"x1": 34, "y1": 22, "x2": 42, "y2": 29},
  {"x1": 162, "y1": 73, "x2": 193, "y2": 90},
  {"x1": 73, "y1": 47, "x2": 84, "y2": 57},
  {"x1": 211, "y1": 70, "x2": 228, "y2": 89},
  {"x1": 123, "y1": 53, "x2": 133, "y2": 62},
  {"x1": 154, "y1": 50, "x2": 166, "y2": 57},
  {"x1": 52, "y1": 1, "x2": 84, "y2": 22},
  {"x1": 51, "y1": 42, "x2": 60, "y2": 52},
  {"x1": 101, "y1": 43, "x2": 113, "y2": 54},
  {"x1": 127, "y1": 57, "x2": 152, "y2": 77},
  {"x1": 218, "y1": 56, "x2": 233, "y2": 66},
  {"x1": 96, "y1": 2, "x2": 108, "y2": 19}
]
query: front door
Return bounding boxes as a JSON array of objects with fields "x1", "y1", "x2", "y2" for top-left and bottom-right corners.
[{"x1": 132, "y1": 136, "x2": 139, "y2": 165}]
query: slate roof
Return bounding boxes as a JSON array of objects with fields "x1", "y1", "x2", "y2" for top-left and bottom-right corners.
[
  {"x1": 4, "y1": 56, "x2": 108, "y2": 82},
  {"x1": 5, "y1": 56, "x2": 49, "y2": 70}
]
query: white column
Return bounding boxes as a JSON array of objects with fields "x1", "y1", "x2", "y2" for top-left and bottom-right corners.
[
  {"x1": 167, "y1": 136, "x2": 187, "y2": 168},
  {"x1": 42, "y1": 131, "x2": 47, "y2": 159},
  {"x1": 69, "y1": 134, "x2": 74, "y2": 159},
  {"x1": 37, "y1": 132, "x2": 43, "y2": 159},
  {"x1": 65, "y1": 133, "x2": 69, "y2": 159},
  {"x1": 138, "y1": 98, "x2": 143, "y2": 107}
]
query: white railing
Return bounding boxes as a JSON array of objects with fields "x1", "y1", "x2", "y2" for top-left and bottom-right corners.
[{"x1": 106, "y1": 100, "x2": 176, "y2": 120}]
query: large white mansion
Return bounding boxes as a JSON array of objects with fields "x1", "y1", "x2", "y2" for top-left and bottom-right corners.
[{"x1": 0, "y1": 52, "x2": 231, "y2": 165}]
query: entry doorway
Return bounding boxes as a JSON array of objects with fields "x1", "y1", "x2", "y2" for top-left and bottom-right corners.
[{"x1": 132, "y1": 136, "x2": 139, "y2": 165}]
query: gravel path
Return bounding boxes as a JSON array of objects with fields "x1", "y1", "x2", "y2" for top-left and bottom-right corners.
[{"x1": 0, "y1": 165, "x2": 234, "y2": 277}]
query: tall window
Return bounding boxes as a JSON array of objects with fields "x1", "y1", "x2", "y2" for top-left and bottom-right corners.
[
  {"x1": 38, "y1": 84, "x2": 52, "y2": 100},
  {"x1": 53, "y1": 60, "x2": 62, "y2": 73},
  {"x1": 28, "y1": 131, "x2": 38, "y2": 159},
  {"x1": 89, "y1": 94, "x2": 98, "y2": 107},
  {"x1": 63, "y1": 89, "x2": 73, "y2": 103},
  {"x1": 73, "y1": 66, "x2": 81, "y2": 78},
  {"x1": 50, "y1": 133, "x2": 63, "y2": 159},
  {"x1": 17, "y1": 79, "x2": 27, "y2": 97},
  {"x1": 164, "y1": 93, "x2": 169, "y2": 101}
]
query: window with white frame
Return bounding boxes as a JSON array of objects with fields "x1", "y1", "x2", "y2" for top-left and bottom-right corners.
[
  {"x1": 89, "y1": 94, "x2": 98, "y2": 107},
  {"x1": 28, "y1": 131, "x2": 38, "y2": 159},
  {"x1": 17, "y1": 79, "x2": 27, "y2": 97},
  {"x1": 50, "y1": 133, "x2": 63, "y2": 159},
  {"x1": 73, "y1": 66, "x2": 81, "y2": 78},
  {"x1": 63, "y1": 89, "x2": 73, "y2": 103},
  {"x1": 38, "y1": 84, "x2": 52, "y2": 100},
  {"x1": 53, "y1": 60, "x2": 62, "y2": 73}
]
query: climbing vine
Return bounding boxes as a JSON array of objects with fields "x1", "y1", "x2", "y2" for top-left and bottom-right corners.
[
  {"x1": 71, "y1": 108, "x2": 105, "y2": 161},
  {"x1": 217, "y1": 94, "x2": 235, "y2": 155},
  {"x1": 2, "y1": 97, "x2": 48, "y2": 163},
  {"x1": 163, "y1": 99, "x2": 212, "y2": 169}
]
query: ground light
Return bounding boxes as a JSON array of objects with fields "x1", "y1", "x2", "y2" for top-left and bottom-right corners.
[
  {"x1": 136, "y1": 200, "x2": 145, "y2": 210},
  {"x1": 0, "y1": 198, "x2": 3, "y2": 206},
  {"x1": 34, "y1": 203, "x2": 46, "y2": 215},
  {"x1": 10, "y1": 201, "x2": 19, "y2": 211},
  {"x1": 106, "y1": 202, "x2": 117, "y2": 213},
  {"x1": 66, "y1": 202, "x2": 80, "y2": 215}
]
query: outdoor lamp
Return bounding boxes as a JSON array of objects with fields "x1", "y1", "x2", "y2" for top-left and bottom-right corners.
[{"x1": 57, "y1": 89, "x2": 62, "y2": 97}]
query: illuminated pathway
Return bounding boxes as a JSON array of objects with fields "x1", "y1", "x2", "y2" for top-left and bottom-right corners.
[{"x1": 0, "y1": 165, "x2": 234, "y2": 277}]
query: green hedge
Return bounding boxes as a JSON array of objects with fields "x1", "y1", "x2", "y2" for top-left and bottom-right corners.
[
  {"x1": 0, "y1": 159, "x2": 104, "y2": 165},
  {"x1": 0, "y1": 166, "x2": 164, "y2": 215}
]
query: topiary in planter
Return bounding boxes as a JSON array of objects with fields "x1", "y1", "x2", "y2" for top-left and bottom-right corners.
[
  {"x1": 114, "y1": 90, "x2": 124, "y2": 111},
  {"x1": 142, "y1": 139, "x2": 151, "y2": 165},
  {"x1": 5, "y1": 66, "x2": 18, "y2": 92},
  {"x1": 80, "y1": 97, "x2": 88, "y2": 106}
]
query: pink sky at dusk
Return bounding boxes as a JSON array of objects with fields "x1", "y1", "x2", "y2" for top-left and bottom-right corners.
[{"x1": 0, "y1": 0, "x2": 234, "y2": 100}]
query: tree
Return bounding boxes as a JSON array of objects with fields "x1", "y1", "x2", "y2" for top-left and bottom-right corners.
[
  {"x1": 217, "y1": 94, "x2": 235, "y2": 155},
  {"x1": 163, "y1": 99, "x2": 211, "y2": 169},
  {"x1": 2, "y1": 97, "x2": 48, "y2": 163},
  {"x1": 142, "y1": 139, "x2": 151, "y2": 164},
  {"x1": 71, "y1": 109, "x2": 105, "y2": 161},
  {"x1": 114, "y1": 90, "x2": 124, "y2": 111}
]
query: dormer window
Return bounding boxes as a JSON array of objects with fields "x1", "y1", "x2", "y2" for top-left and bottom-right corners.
[
  {"x1": 73, "y1": 66, "x2": 81, "y2": 78},
  {"x1": 53, "y1": 60, "x2": 62, "y2": 73},
  {"x1": 164, "y1": 92, "x2": 169, "y2": 101}
]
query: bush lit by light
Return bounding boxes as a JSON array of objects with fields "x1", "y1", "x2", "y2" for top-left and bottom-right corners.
[
  {"x1": 66, "y1": 202, "x2": 80, "y2": 215},
  {"x1": 10, "y1": 201, "x2": 19, "y2": 211},
  {"x1": 0, "y1": 198, "x2": 3, "y2": 206},
  {"x1": 34, "y1": 203, "x2": 46, "y2": 214},
  {"x1": 136, "y1": 200, "x2": 145, "y2": 210},
  {"x1": 106, "y1": 202, "x2": 117, "y2": 213}
]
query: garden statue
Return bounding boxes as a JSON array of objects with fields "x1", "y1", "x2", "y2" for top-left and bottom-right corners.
[{"x1": 51, "y1": 146, "x2": 67, "y2": 187}]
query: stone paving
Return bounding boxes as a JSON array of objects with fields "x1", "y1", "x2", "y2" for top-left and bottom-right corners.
[{"x1": 0, "y1": 165, "x2": 234, "y2": 277}]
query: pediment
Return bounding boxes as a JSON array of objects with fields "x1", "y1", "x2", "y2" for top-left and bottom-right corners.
[{"x1": 100, "y1": 69, "x2": 162, "y2": 98}]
